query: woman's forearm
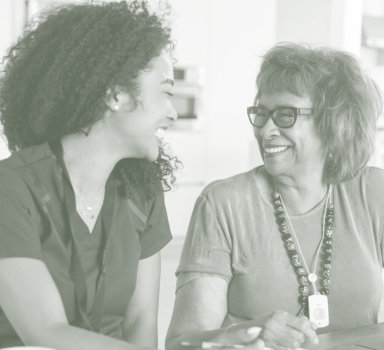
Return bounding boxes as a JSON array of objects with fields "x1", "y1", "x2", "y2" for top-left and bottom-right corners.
[
  {"x1": 166, "y1": 328, "x2": 224, "y2": 350},
  {"x1": 123, "y1": 319, "x2": 158, "y2": 348},
  {"x1": 29, "y1": 322, "x2": 153, "y2": 350},
  {"x1": 165, "y1": 316, "x2": 269, "y2": 350}
]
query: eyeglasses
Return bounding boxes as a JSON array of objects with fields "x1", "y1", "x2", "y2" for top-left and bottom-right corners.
[{"x1": 247, "y1": 106, "x2": 313, "y2": 128}]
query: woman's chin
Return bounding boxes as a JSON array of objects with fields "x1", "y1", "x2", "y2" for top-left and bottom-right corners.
[
  {"x1": 264, "y1": 163, "x2": 289, "y2": 177},
  {"x1": 143, "y1": 147, "x2": 160, "y2": 162}
]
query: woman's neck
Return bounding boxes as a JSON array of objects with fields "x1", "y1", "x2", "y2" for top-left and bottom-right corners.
[
  {"x1": 272, "y1": 172, "x2": 328, "y2": 216},
  {"x1": 60, "y1": 132, "x2": 121, "y2": 194}
]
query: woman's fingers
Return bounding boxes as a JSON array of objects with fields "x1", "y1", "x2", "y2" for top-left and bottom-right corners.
[
  {"x1": 260, "y1": 311, "x2": 318, "y2": 349},
  {"x1": 287, "y1": 315, "x2": 319, "y2": 345},
  {"x1": 209, "y1": 326, "x2": 264, "y2": 349},
  {"x1": 213, "y1": 326, "x2": 261, "y2": 345},
  {"x1": 211, "y1": 311, "x2": 318, "y2": 350},
  {"x1": 244, "y1": 337, "x2": 265, "y2": 350},
  {"x1": 261, "y1": 319, "x2": 301, "y2": 348}
]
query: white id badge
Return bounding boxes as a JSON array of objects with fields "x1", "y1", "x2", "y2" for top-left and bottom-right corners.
[{"x1": 308, "y1": 294, "x2": 329, "y2": 328}]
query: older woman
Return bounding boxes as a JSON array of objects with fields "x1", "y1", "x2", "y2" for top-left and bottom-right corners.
[
  {"x1": 0, "y1": 1, "x2": 178, "y2": 349},
  {"x1": 166, "y1": 43, "x2": 384, "y2": 350}
]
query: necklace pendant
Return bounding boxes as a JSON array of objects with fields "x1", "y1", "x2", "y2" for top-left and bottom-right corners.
[
  {"x1": 308, "y1": 273, "x2": 317, "y2": 282},
  {"x1": 308, "y1": 294, "x2": 329, "y2": 328}
]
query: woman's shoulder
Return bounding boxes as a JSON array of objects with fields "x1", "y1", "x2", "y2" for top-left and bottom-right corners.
[
  {"x1": 340, "y1": 166, "x2": 384, "y2": 206},
  {"x1": 362, "y1": 165, "x2": 384, "y2": 180},
  {"x1": 360, "y1": 166, "x2": 384, "y2": 199},
  {"x1": 0, "y1": 143, "x2": 55, "y2": 192},
  {"x1": 199, "y1": 166, "x2": 263, "y2": 203},
  {"x1": 130, "y1": 183, "x2": 164, "y2": 217},
  {"x1": 0, "y1": 143, "x2": 54, "y2": 172},
  {"x1": 351, "y1": 166, "x2": 384, "y2": 189}
]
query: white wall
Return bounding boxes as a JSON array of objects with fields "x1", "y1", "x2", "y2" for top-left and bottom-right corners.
[
  {"x1": 0, "y1": 0, "x2": 24, "y2": 58},
  {"x1": 0, "y1": 0, "x2": 25, "y2": 159},
  {"x1": 276, "y1": 0, "x2": 333, "y2": 46},
  {"x1": 276, "y1": 0, "x2": 362, "y2": 54},
  {"x1": 164, "y1": 0, "x2": 276, "y2": 237},
  {"x1": 169, "y1": 0, "x2": 276, "y2": 182}
]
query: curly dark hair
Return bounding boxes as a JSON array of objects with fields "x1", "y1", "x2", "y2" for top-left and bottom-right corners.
[{"x1": 0, "y1": 0, "x2": 180, "y2": 198}]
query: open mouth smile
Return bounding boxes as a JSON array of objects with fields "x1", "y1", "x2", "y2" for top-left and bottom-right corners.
[
  {"x1": 264, "y1": 146, "x2": 290, "y2": 155},
  {"x1": 154, "y1": 127, "x2": 165, "y2": 140}
]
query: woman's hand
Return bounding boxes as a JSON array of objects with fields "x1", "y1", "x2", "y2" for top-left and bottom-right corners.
[
  {"x1": 259, "y1": 310, "x2": 319, "y2": 350},
  {"x1": 210, "y1": 327, "x2": 265, "y2": 349}
]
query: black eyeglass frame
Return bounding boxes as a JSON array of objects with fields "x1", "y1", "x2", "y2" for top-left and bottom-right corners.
[{"x1": 247, "y1": 106, "x2": 313, "y2": 128}]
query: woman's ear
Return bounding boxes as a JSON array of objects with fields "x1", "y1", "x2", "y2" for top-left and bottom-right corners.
[
  {"x1": 105, "y1": 87, "x2": 134, "y2": 112},
  {"x1": 105, "y1": 88, "x2": 120, "y2": 111}
]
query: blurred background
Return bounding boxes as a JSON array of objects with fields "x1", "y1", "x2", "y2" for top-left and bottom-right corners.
[{"x1": 1, "y1": 0, "x2": 384, "y2": 347}]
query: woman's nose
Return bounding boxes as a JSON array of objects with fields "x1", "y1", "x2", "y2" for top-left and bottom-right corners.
[{"x1": 257, "y1": 116, "x2": 280, "y2": 140}]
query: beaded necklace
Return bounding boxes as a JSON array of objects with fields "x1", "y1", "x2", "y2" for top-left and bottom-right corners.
[{"x1": 272, "y1": 186, "x2": 334, "y2": 317}]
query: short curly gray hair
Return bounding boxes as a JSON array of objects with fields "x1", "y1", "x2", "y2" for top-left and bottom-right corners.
[{"x1": 256, "y1": 42, "x2": 383, "y2": 184}]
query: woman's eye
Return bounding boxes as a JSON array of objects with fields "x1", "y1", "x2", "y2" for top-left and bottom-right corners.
[{"x1": 165, "y1": 92, "x2": 174, "y2": 97}]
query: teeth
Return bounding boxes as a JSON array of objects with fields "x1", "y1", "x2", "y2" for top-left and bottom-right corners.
[
  {"x1": 154, "y1": 128, "x2": 165, "y2": 139},
  {"x1": 264, "y1": 146, "x2": 289, "y2": 154}
]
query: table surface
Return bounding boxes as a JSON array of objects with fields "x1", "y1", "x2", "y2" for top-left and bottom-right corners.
[{"x1": 305, "y1": 322, "x2": 384, "y2": 350}]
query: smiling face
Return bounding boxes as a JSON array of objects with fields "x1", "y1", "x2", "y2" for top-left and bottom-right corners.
[
  {"x1": 254, "y1": 91, "x2": 325, "y2": 180},
  {"x1": 107, "y1": 52, "x2": 177, "y2": 161}
]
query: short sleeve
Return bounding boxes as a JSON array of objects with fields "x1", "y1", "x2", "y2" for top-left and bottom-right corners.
[
  {"x1": 139, "y1": 189, "x2": 172, "y2": 259},
  {"x1": 176, "y1": 192, "x2": 232, "y2": 290},
  {"x1": 0, "y1": 169, "x2": 42, "y2": 260},
  {"x1": 364, "y1": 167, "x2": 384, "y2": 266}
]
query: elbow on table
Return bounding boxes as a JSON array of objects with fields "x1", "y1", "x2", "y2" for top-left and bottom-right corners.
[{"x1": 19, "y1": 321, "x2": 69, "y2": 347}]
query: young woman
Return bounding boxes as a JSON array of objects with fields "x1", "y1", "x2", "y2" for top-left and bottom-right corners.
[{"x1": 0, "y1": 1, "x2": 179, "y2": 349}]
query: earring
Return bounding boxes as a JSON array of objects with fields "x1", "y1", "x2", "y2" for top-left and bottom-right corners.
[{"x1": 113, "y1": 104, "x2": 120, "y2": 111}]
